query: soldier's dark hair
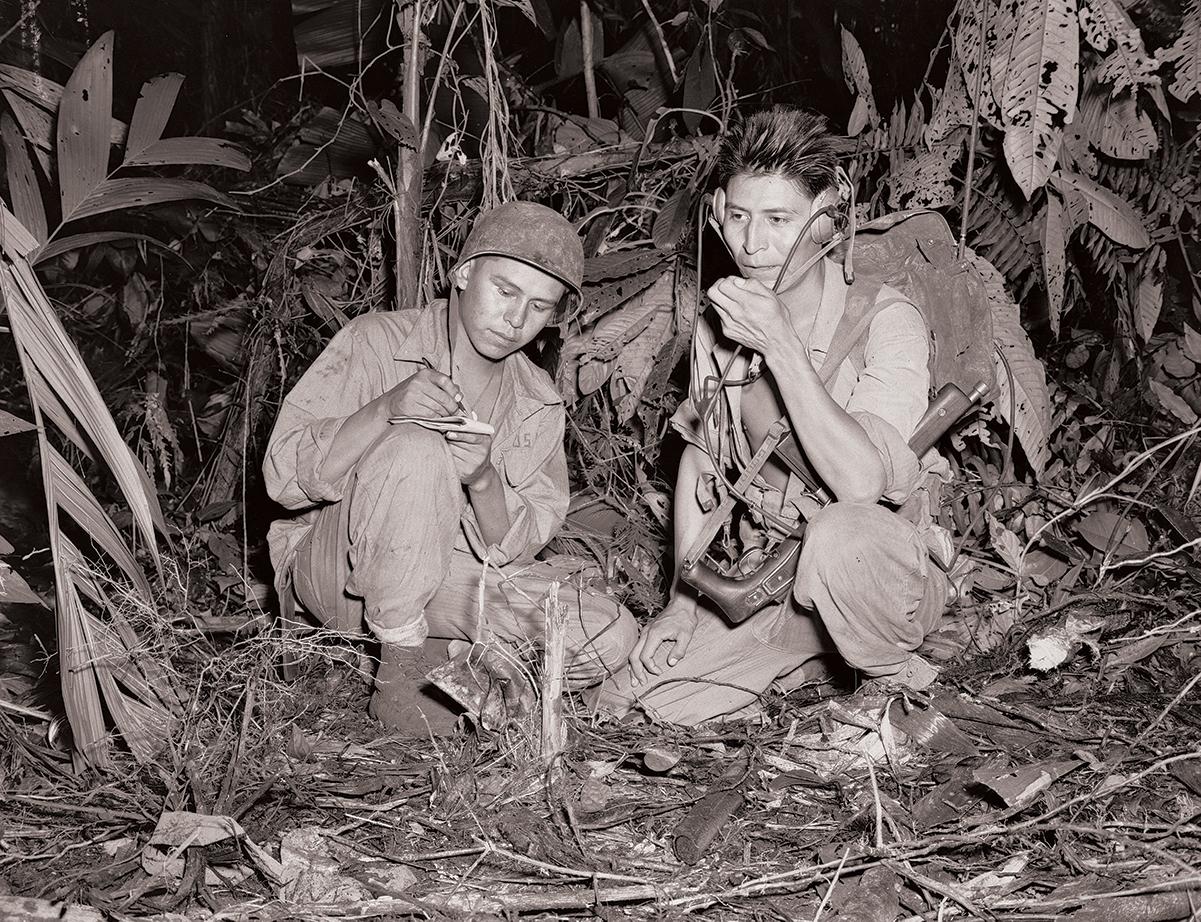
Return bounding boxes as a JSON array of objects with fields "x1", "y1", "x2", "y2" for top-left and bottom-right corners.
[{"x1": 717, "y1": 105, "x2": 840, "y2": 199}]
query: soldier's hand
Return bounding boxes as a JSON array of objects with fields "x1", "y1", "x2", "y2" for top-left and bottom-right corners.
[
  {"x1": 629, "y1": 596, "x2": 699, "y2": 686},
  {"x1": 707, "y1": 275, "x2": 790, "y2": 354},
  {"x1": 380, "y1": 368, "x2": 461, "y2": 419}
]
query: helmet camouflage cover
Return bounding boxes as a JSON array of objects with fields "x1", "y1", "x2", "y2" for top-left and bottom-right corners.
[{"x1": 454, "y1": 200, "x2": 584, "y2": 298}]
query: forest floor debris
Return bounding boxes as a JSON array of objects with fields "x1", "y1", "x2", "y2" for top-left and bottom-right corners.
[{"x1": 2, "y1": 580, "x2": 1200, "y2": 920}]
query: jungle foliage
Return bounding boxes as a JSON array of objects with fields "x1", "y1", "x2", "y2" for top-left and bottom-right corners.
[{"x1": 0, "y1": 0, "x2": 1198, "y2": 769}]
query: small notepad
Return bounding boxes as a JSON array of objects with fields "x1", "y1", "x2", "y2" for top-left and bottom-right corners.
[{"x1": 389, "y1": 415, "x2": 495, "y2": 436}]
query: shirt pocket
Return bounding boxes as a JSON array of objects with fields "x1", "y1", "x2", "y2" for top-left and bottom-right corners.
[{"x1": 497, "y1": 409, "x2": 553, "y2": 487}]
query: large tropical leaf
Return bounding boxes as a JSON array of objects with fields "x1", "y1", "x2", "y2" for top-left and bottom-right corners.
[
  {"x1": 1077, "y1": 0, "x2": 1161, "y2": 93},
  {"x1": 66, "y1": 177, "x2": 233, "y2": 224},
  {"x1": 44, "y1": 445, "x2": 153, "y2": 599},
  {"x1": 952, "y1": 0, "x2": 1005, "y2": 129},
  {"x1": 0, "y1": 560, "x2": 41, "y2": 605},
  {"x1": 1161, "y1": 0, "x2": 1200, "y2": 102},
  {"x1": 564, "y1": 267, "x2": 672, "y2": 398},
  {"x1": 598, "y1": 25, "x2": 670, "y2": 135},
  {"x1": 970, "y1": 252, "x2": 1052, "y2": 477},
  {"x1": 124, "y1": 72, "x2": 184, "y2": 158},
  {"x1": 1134, "y1": 246, "x2": 1164, "y2": 343},
  {"x1": 994, "y1": 0, "x2": 1079, "y2": 199},
  {"x1": 1078, "y1": 77, "x2": 1157, "y2": 160},
  {"x1": 2, "y1": 88, "x2": 54, "y2": 176},
  {"x1": 1050, "y1": 169, "x2": 1150, "y2": 249},
  {"x1": 0, "y1": 112, "x2": 47, "y2": 243},
  {"x1": 608, "y1": 272, "x2": 676, "y2": 422},
  {"x1": 32, "y1": 231, "x2": 177, "y2": 266},
  {"x1": 294, "y1": 0, "x2": 389, "y2": 70},
  {"x1": 124, "y1": 137, "x2": 251, "y2": 171},
  {"x1": 56, "y1": 31, "x2": 114, "y2": 220},
  {"x1": 0, "y1": 64, "x2": 127, "y2": 149}
]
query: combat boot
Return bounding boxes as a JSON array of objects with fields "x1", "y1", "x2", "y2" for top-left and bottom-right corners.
[{"x1": 369, "y1": 643, "x2": 459, "y2": 736}]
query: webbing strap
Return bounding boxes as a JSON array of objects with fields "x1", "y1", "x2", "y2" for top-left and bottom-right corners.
[
  {"x1": 683, "y1": 419, "x2": 787, "y2": 570},
  {"x1": 817, "y1": 295, "x2": 908, "y2": 385}
]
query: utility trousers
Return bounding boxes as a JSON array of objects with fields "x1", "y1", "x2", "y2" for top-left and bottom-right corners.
[
  {"x1": 592, "y1": 501, "x2": 947, "y2": 725},
  {"x1": 289, "y1": 425, "x2": 638, "y2": 688}
]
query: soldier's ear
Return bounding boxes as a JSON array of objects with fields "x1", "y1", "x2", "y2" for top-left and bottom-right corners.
[{"x1": 451, "y1": 259, "x2": 474, "y2": 290}]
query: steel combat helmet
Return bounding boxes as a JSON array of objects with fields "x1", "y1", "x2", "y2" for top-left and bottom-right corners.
[{"x1": 454, "y1": 200, "x2": 584, "y2": 298}]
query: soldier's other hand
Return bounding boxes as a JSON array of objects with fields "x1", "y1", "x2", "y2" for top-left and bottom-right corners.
[
  {"x1": 446, "y1": 430, "x2": 494, "y2": 486},
  {"x1": 381, "y1": 368, "x2": 461, "y2": 419},
  {"x1": 629, "y1": 597, "x2": 699, "y2": 686}
]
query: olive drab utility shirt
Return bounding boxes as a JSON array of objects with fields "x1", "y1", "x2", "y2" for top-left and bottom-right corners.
[{"x1": 263, "y1": 302, "x2": 569, "y2": 593}]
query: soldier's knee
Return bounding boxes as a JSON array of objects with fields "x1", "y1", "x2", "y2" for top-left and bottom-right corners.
[
  {"x1": 802, "y1": 502, "x2": 880, "y2": 579},
  {"x1": 358, "y1": 424, "x2": 453, "y2": 482}
]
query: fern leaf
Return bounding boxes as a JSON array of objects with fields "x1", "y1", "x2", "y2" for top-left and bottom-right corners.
[
  {"x1": 1079, "y1": 224, "x2": 1126, "y2": 292},
  {"x1": 1097, "y1": 130, "x2": 1199, "y2": 225},
  {"x1": 1078, "y1": 0, "x2": 1162, "y2": 93},
  {"x1": 967, "y1": 161, "x2": 1042, "y2": 294},
  {"x1": 888, "y1": 131, "x2": 965, "y2": 210},
  {"x1": 1161, "y1": 0, "x2": 1200, "y2": 102},
  {"x1": 995, "y1": 0, "x2": 1079, "y2": 198},
  {"x1": 926, "y1": 58, "x2": 974, "y2": 144},
  {"x1": 969, "y1": 251, "x2": 1052, "y2": 477},
  {"x1": 1078, "y1": 77, "x2": 1158, "y2": 160}
]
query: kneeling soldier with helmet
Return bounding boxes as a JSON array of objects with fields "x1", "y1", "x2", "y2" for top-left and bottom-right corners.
[{"x1": 265, "y1": 201, "x2": 639, "y2": 734}]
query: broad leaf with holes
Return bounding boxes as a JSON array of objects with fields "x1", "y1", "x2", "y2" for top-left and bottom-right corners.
[
  {"x1": 994, "y1": 0, "x2": 1079, "y2": 198},
  {"x1": 1078, "y1": 0, "x2": 1161, "y2": 94},
  {"x1": 841, "y1": 25, "x2": 880, "y2": 135}
]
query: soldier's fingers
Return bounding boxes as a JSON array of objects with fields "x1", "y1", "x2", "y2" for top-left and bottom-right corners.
[
  {"x1": 666, "y1": 624, "x2": 694, "y2": 667},
  {"x1": 417, "y1": 382, "x2": 459, "y2": 414},
  {"x1": 638, "y1": 627, "x2": 671, "y2": 677}
]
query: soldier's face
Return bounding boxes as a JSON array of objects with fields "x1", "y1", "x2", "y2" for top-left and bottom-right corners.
[
  {"x1": 454, "y1": 256, "x2": 566, "y2": 360},
  {"x1": 714, "y1": 173, "x2": 821, "y2": 290}
]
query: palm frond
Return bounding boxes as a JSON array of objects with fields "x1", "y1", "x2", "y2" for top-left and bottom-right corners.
[{"x1": 0, "y1": 204, "x2": 178, "y2": 768}]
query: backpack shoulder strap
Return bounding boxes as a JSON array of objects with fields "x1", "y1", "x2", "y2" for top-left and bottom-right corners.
[{"x1": 817, "y1": 279, "x2": 910, "y2": 387}]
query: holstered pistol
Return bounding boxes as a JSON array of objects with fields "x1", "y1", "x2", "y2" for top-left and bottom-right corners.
[{"x1": 680, "y1": 535, "x2": 803, "y2": 624}]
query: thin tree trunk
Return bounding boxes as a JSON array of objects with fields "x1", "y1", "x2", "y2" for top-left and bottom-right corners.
[{"x1": 395, "y1": 1, "x2": 425, "y2": 310}]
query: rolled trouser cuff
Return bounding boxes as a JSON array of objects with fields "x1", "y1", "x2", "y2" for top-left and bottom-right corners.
[{"x1": 367, "y1": 614, "x2": 429, "y2": 647}]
